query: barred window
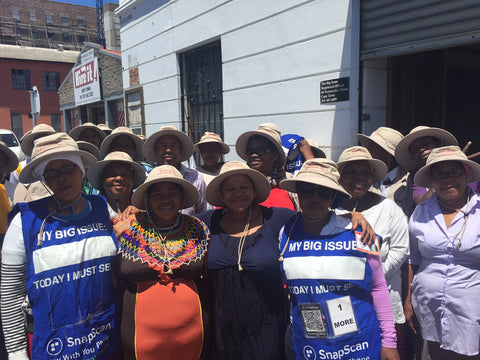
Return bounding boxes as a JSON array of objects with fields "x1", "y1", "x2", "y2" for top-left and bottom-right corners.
[
  {"x1": 30, "y1": 12, "x2": 36, "y2": 21},
  {"x1": 13, "y1": 10, "x2": 19, "y2": 20},
  {"x1": 43, "y1": 71, "x2": 60, "y2": 91},
  {"x1": 12, "y1": 70, "x2": 30, "y2": 90},
  {"x1": 46, "y1": 14, "x2": 53, "y2": 24}
]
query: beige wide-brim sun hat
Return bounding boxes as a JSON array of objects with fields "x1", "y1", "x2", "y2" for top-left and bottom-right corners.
[
  {"x1": 20, "y1": 133, "x2": 97, "y2": 184},
  {"x1": 206, "y1": 161, "x2": 271, "y2": 207},
  {"x1": 394, "y1": 126, "x2": 458, "y2": 171},
  {"x1": 337, "y1": 146, "x2": 388, "y2": 183},
  {"x1": 193, "y1": 131, "x2": 230, "y2": 155},
  {"x1": 280, "y1": 158, "x2": 349, "y2": 196},
  {"x1": 100, "y1": 126, "x2": 145, "y2": 161},
  {"x1": 77, "y1": 141, "x2": 101, "y2": 161},
  {"x1": 87, "y1": 151, "x2": 146, "y2": 191},
  {"x1": 235, "y1": 123, "x2": 286, "y2": 166},
  {"x1": 143, "y1": 126, "x2": 194, "y2": 164},
  {"x1": 69, "y1": 122, "x2": 107, "y2": 143},
  {"x1": 20, "y1": 123, "x2": 56, "y2": 157},
  {"x1": 0, "y1": 141, "x2": 19, "y2": 174},
  {"x1": 357, "y1": 127, "x2": 404, "y2": 157},
  {"x1": 414, "y1": 146, "x2": 480, "y2": 188},
  {"x1": 132, "y1": 165, "x2": 198, "y2": 210}
]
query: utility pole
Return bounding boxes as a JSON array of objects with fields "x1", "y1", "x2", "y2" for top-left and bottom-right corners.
[
  {"x1": 29, "y1": 86, "x2": 40, "y2": 127},
  {"x1": 96, "y1": 0, "x2": 106, "y2": 48}
]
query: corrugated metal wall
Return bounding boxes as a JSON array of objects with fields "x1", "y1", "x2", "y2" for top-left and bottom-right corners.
[{"x1": 361, "y1": 0, "x2": 480, "y2": 59}]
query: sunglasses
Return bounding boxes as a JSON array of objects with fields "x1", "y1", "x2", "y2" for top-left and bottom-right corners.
[
  {"x1": 295, "y1": 182, "x2": 336, "y2": 199},
  {"x1": 246, "y1": 147, "x2": 271, "y2": 156},
  {"x1": 43, "y1": 164, "x2": 78, "y2": 181},
  {"x1": 430, "y1": 168, "x2": 465, "y2": 181}
]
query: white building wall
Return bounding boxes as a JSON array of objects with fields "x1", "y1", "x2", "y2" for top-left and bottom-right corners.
[{"x1": 117, "y1": 0, "x2": 359, "y2": 161}]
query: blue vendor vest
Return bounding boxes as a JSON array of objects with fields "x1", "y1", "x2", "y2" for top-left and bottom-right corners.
[
  {"x1": 280, "y1": 216, "x2": 382, "y2": 360},
  {"x1": 12, "y1": 195, "x2": 120, "y2": 360}
]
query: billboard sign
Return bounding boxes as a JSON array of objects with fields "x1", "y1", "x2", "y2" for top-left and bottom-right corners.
[{"x1": 73, "y1": 57, "x2": 101, "y2": 106}]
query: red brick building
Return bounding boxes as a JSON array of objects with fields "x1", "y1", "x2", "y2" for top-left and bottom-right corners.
[
  {"x1": 0, "y1": 44, "x2": 78, "y2": 138},
  {"x1": 0, "y1": 0, "x2": 120, "y2": 51}
]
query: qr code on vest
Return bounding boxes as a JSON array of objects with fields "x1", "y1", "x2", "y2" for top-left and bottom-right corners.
[{"x1": 299, "y1": 303, "x2": 327, "y2": 338}]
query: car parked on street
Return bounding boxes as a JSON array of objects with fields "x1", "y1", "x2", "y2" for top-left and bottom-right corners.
[{"x1": 0, "y1": 129, "x2": 24, "y2": 162}]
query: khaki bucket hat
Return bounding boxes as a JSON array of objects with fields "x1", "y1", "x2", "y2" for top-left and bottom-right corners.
[
  {"x1": 280, "y1": 159, "x2": 349, "y2": 196},
  {"x1": 337, "y1": 146, "x2": 388, "y2": 183},
  {"x1": 206, "y1": 161, "x2": 271, "y2": 207},
  {"x1": 414, "y1": 146, "x2": 480, "y2": 188},
  {"x1": 394, "y1": 126, "x2": 458, "y2": 171},
  {"x1": 87, "y1": 151, "x2": 146, "y2": 191},
  {"x1": 193, "y1": 132, "x2": 230, "y2": 155},
  {"x1": 357, "y1": 127, "x2": 403, "y2": 157},
  {"x1": 132, "y1": 165, "x2": 198, "y2": 210},
  {"x1": 69, "y1": 122, "x2": 107, "y2": 143},
  {"x1": 235, "y1": 123, "x2": 286, "y2": 166},
  {"x1": 100, "y1": 126, "x2": 145, "y2": 161},
  {"x1": 97, "y1": 123, "x2": 112, "y2": 135},
  {"x1": 77, "y1": 141, "x2": 101, "y2": 161},
  {"x1": 20, "y1": 133, "x2": 97, "y2": 184},
  {"x1": 21, "y1": 123, "x2": 56, "y2": 157},
  {"x1": 143, "y1": 126, "x2": 194, "y2": 164},
  {"x1": 0, "y1": 141, "x2": 19, "y2": 174}
]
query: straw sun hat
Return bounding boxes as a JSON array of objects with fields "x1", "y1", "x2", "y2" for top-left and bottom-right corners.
[
  {"x1": 193, "y1": 132, "x2": 230, "y2": 154},
  {"x1": 357, "y1": 127, "x2": 404, "y2": 157},
  {"x1": 132, "y1": 165, "x2": 198, "y2": 210},
  {"x1": 235, "y1": 123, "x2": 286, "y2": 166},
  {"x1": 394, "y1": 126, "x2": 457, "y2": 171},
  {"x1": 143, "y1": 126, "x2": 194, "y2": 164},
  {"x1": 280, "y1": 159, "x2": 349, "y2": 196},
  {"x1": 87, "y1": 151, "x2": 146, "y2": 191},
  {"x1": 100, "y1": 126, "x2": 145, "y2": 161},
  {"x1": 19, "y1": 133, "x2": 97, "y2": 184},
  {"x1": 414, "y1": 146, "x2": 480, "y2": 188},
  {"x1": 0, "y1": 141, "x2": 19, "y2": 174},
  {"x1": 20, "y1": 123, "x2": 56, "y2": 157},
  {"x1": 206, "y1": 161, "x2": 271, "y2": 207},
  {"x1": 337, "y1": 146, "x2": 388, "y2": 183},
  {"x1": 69, "y1": 122, "x2": 107, "y2": 143}
]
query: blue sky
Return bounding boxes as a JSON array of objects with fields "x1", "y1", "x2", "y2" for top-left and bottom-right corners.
[{"x1": 52, "y1": 0, "x2": 119, "y2": 7}]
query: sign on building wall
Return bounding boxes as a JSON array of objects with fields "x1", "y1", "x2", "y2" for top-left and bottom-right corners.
[
  {"x1": 320, "y1": 77, "x2": 350, "y2": 104},
  {"x1": 73, "y1": 57, "x2": 101, "y2": 106}
]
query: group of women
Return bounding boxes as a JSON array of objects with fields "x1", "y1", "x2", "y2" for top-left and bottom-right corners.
[{"x1": 1, "y1": 122, "x2": 479, "y2": 360}]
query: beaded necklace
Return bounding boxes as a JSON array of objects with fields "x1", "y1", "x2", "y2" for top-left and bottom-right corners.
[{"x1": 117, "y1": 212, "x2": 209, "y2": 280}]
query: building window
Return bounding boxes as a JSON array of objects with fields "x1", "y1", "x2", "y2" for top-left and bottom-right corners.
[
  {"x1": 11, "y1": 70, "x2": 30, "y2": 90},
  {"x1": 30, "y1": 12, "x2": 36, "y2": 21},
  {"x1": 43, "y1": 71, "x2": 60, "y2": 91},
  {"x1": 78, "y1": 34, "x2": 85, "y2": 43},
  {"x1": 46, "y1": 14, "x2": 53, "y2": 23},
  {"x1": 32, "y1": 28, "x2": 38, "y2": 39},
  {"x1": 62, "y1": 16, "x2": 68, "y2": 26},
  {"x1": 15, "y1": 27, "x2": 21, "y2": 37},
  {"x1": 179, "y1": 40, "x2": 224, "y2": 147},
  {"x1": 47, "y1": 31, "x2": 54, "y2": 39},
  {"x1": 62, "y1": 32, "x2": 70, "y2": 42},
  {"x1": 78, "y1": 19, "x2": 85, "y2": 28},
  {"x1": 125, "y1": 88, "x2": 144, "y2": 134},
  {"x1": 51, "y1": 114, "x2": 62, "y2": 132},
  {"x1": 13, "y1": 10, "x2": 19, "y2": 20},
  {"x1": 10, "y1": 113, "x2": 23, "y2": 140}
]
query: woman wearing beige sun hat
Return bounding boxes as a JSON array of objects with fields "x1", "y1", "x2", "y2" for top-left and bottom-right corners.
[
  {"x1": 196, "y1": 160, "x2": 294, "y2": 359},
  {"x1": 394, "y1": 125, "x2": 458, "y2": 206},
  {"x1": 278, "y1": 158, "x2": 399, "y2": 360},
  {"x1": 194, "y1": 131, "x2": 230, "y2": 185},
  {"x1": 235, "y1": 123, "x2": 300, "y2": 210},
  {"x1": 335, "y1": 146, "x2": 409, "y2": 359},
  {"x1": 113, "y1": 164, "x2": 212, "y2": 359},
  {"x1": 357, "y1": 127, "x2": 414, "y2": 216},
  {"x1": 405, "y1": 146, "x2": 480, "y2": 359},
  {"x1": 1, "y1": 133, "x2": 121, "y2": 359}
]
